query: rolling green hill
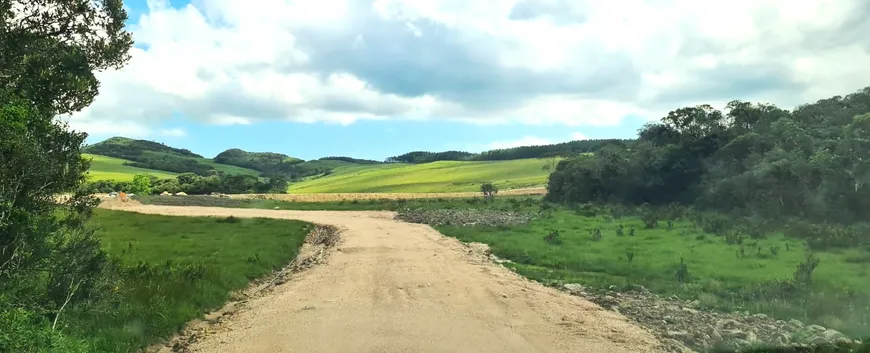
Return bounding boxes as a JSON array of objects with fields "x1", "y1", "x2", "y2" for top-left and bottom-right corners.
[
  {"x1": 83, "y1": 137, "x2": 260, "y2": 177},
  {"x1": 288, "y1": 158, "x2": 557, "y2": 193},
  {"x1": 83, "y1": 153, "x2": 178, "y2": 181}
]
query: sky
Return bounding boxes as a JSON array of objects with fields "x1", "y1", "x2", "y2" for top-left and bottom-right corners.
[{"x1": 63, "y1": 0, "x2": 870, "y2": 161}]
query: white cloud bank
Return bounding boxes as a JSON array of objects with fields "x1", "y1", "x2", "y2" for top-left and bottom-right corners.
[{"x1": 69, "y1": 0, "x2": 870, "y2": 136}]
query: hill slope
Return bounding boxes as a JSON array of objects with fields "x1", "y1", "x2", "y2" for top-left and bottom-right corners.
[
  {"x1": 83, "y1": 137, "x2": 259, "y2": 177},
  {"x1": 288, "y1": 158, "x2": 556, "y2": 193},
  {"x1": 84, "y1": 154, "x2": 178, "y2": 181}
]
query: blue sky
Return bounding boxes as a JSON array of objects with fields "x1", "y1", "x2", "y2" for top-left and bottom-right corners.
[{"x1": 69, "y1": 0, "x2": 870, "y2": 160}]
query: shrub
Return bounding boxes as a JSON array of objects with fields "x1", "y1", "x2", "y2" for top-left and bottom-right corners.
[
  {"x1": 480, "y1": 182, "x2": 498, "y2": 200},
  {"x1": 675, "y1": 258, "x2": 690, "y2": 283},
  {"x1": 793, "y1": 253, "x2": 820, "y2": 285},
  {"x1": 544, "y1": 230, "x2": 563, "y2": 245}
]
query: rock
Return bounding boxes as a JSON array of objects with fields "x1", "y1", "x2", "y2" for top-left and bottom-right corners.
[
  {"x1": 745, "y1": 331, "x2": 757, "y2": 342},
  {"x1": 710, "y1": 329, "x2": 724, "y2": 343},
  {"x1": 807, "y1": 324, "x2": 826, "y2": 333},
  {"x1": 563, "y1": 283, "x2": 584, "y2": 292},
  {"x1": 820, "y1": 328, "x2": 846, "y2": 341},
  {"x1": 608, "y1": 285, "x2": 617, "y2": 291},
  {"x1": 682, "y1": 307, "x2": 699, "y2": 315},
  {"x1": 773, "y1": 332, "x2": 790, "y2": 345},
  {"x1": 788, "y1": 319, "x2": 804, "y2": 327},
  {"x1": 302, "y1": 305, "x2": 316, "y2": 310},
  {"x1": 664, "y1": 315, "x2": 676, "y2": 324},
  {"x1": 716, "y1": 319, "x2": 741, "y2": 330},
  {"x1": 810, "y1": 336, "x2": 832, "y2": 346},
  {"x1": 500, "y1": 293, "x2": 508, "y2": 298},
  {"x1": 752, "y1": 313, "x2": 768, "y2": 320},
  {"x1": 667, "y1": 330, "x2": 690, "y2": 339}
]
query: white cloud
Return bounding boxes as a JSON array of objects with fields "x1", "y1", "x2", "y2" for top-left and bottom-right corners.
[
  {"x1": 571, "y1": 132, "x2": 588, "y2": 140},
  {"x1": 69, "y1": 0, "x2": 870, "y2": 134},
  {"x1": 160, "y1": 128, "x2": 187, "y2": 137},
  {"x1": 488, "y1": 136, "x2": 553, "y2": 150}
]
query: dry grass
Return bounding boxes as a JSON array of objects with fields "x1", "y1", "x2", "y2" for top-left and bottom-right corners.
[{"x1": 225, "y1": 187, "x2": 546, "y2": 202}]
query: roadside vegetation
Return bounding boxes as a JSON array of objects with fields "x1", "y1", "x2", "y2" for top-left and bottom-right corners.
[{"x1": 62, "y1": 211, "x2": 311, "y2": 351}]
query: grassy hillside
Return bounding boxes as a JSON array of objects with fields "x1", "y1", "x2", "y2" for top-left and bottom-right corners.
[
  {"x1": 83, "y1": 137, "x2": 260, "y2": 177},
  {"x1": 83, "y1": 153, "x2": 178, "y2": 181},
  {"x1": 288, "y1": 158, "x2": 556, "y2": 193}
]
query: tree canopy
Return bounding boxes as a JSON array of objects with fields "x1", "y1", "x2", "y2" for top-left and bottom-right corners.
[{"x1": 546, "y1": 86, "x2": 870, "y2": 228}]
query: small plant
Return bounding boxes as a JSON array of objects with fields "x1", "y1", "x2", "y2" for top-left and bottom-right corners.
[
  {"x1": 246, "y1": 253, "x2": 260, "y2": 264},
  {"x1": 480, "y1": 182, "x2": 498, "y2": 200},
  {"x1": 675, "y1": 257, "x2": 690, "y2": 283},
  {"x1": 793, "y1": 253, "x2": 820, "y2": 285},
  {"x1": 641, "y1": 212, "x2": 658, "y2": 229},
  {"x1": 666, "y1": 220, "x2": 674, "y2": 230},
  {"x1": 770, "y1": 246, "x2": 779, "y2": 257},
  {"x1": 544, "y1": 230, "x2": 563, "y2": 245},
  {"x1": 588, "y1": 227, "x2": 602, "y2": 241},
  {"x1": 626, "y1": 251, "x2": 635, "y2": 263},
  {"x1": 628, "y1": 227, "x2": 635, "y2": 236},
  {"x1": 725, "y1": 231, "x2": 745, "y2": 245},
  {"x1": 616, "y1": 224, "x2": 624, "y2": 236}
]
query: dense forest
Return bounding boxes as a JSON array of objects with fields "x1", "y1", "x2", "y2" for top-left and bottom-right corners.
[
  {"x1": 546, "y1": 86, "x2": 870, "y2": 248},
  {"x1": 385, "y1": 139, "x2": 631, "y2": 164},
  {"x1": 213, "y1": 148, "x2": 304, "y2": 173},
  {"x1": 85, "y1": 172, "x2": 288, "y2": 195},
  {"x1": 319, "y1": 156, "x2": 382, "y2": 164}
]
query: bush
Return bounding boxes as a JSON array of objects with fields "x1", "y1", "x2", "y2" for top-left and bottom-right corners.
[
  {"x1": 480, "y1": 182, "x2": 498, "y2": 200},
  {"x1": 0, "y1": 303, "x2": 89, "y2": 353}
]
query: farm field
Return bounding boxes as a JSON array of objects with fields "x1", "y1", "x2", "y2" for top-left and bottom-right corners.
[
  {"x1": 288, "y1": 158, "x2": 557, "y2": 193},
  {"x1": 52, "y1": 209, "x2": 312, "y2": 352},
  {"x1": 83, "y1": 153, "x2": 178, "y2": 181}
]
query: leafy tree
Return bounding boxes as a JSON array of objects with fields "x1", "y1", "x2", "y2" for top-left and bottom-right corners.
[
  {"x1": 130, "y1": 174, "x2": 153, "y2": 195},
  {"x1": 0, "y1": 0, "x2": 133, "y2": 345},
  {"x1": 480, "y1": 182, "x2": 498, "y2": 200},
  {"x1": 546, "y1": 86, "x2": 870, "y2": 234}
]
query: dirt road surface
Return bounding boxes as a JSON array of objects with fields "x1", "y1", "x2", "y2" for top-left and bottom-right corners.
[{"x1": 102, "y1": 204, "x2": 664, "y2": 353}]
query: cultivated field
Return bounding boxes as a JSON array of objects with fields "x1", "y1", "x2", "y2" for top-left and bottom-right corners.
[
  {"x1": 83, "y1": 153, "x2": 178, "y2": 181},
  {"x1": 288, "y1": 158, "x2": 557, "y2": 193}
]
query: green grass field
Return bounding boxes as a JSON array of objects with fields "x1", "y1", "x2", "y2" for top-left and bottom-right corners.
[
  {"x1": 62, "y1": 210, "x2": 311, "y2": 352},
  {"x1": 83, "y1": 153, "x2": 178, "y2": 181},
  {"x1": 436, "y1": 207, "x2": 870, "y2": 338},
  {"x1": 288, "y1": 158, "x2": 556, "y2": 193}
]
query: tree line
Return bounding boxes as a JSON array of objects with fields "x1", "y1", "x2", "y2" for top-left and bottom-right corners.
[
  {"x1": 546, "y1": 87, "x2": 870, "y2": 247},
  {"x1": 384, "y1": 139, "x2": 631, "y2": 164}
]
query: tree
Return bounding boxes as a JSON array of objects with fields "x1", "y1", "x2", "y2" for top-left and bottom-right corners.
[
  {"x1": 1, "y1": 0, "x2": 133, "y2": 114},
  {"x1": 130, "y1": 174, "x2": 153, "y2": 195},
  {"x1": 0, "y1": 0, "x2": 133, "y2": 341},
  {"x1": 480, "y1": 182, "x2": 498, "y2": 200}
]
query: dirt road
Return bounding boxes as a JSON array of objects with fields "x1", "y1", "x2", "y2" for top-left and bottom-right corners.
[{"x1": 103, "y1": 204, "x2": 663, "y2": 353}]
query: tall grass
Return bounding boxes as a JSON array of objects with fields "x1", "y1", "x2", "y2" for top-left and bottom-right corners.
[{"x1": 58, "y1": 210, "x2": 311, "y2": 352}]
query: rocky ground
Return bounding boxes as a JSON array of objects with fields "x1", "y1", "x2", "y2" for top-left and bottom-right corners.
[
  {"x1": 396, "y1": 208, "x2": 533, "y2": 227},
  {"x1": 557, "y1": 282, "x2": 863, "y2": 352}
]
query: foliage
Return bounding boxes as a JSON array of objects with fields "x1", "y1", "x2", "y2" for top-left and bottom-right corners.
[
  {"x1": 546, "y1": 87, "x2": 870, "y2": 248},
  {"x1": 64, "y1": 210, "x2": 311, "y2": 351},
  {"x1": 480, "y1": 182, "x2": 499, "y2": 199},
  {"x1": 85, "y1": 172, "x2": 288, "y2": 195},
  {"x1": 384, "y1": 139, "x2": 630, "y2": 163},
  {"x1": 318, "y1": 156, "x2": 382, "y2": 164},
  {"x1": 213, "y1": 148, "x2": 303, "y2": 175},
  {"x1": 0, "y1": 0, "x2": 133, "y2": 114},
  {"x1": 130, "y1": 174, "x2": 152, "y2": 195}
]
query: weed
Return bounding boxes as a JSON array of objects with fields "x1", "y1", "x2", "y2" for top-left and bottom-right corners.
[
  {"x1": 675, "y1": 258, "x2": 690, "y2": 283},
  {"x1": 626, "y1": 251, "x2": 635, "y2": 263},
  {"x1": 616, "y1": 224, "x2": 624, "y2": 236},
  {"x1": 588, "y1": 227, "x2": 603, "y2": 241},
  {"x1": 793, "y1": 253, "x2": 820, "y2": 285},
  {"x1": 628, "y1": 227, "x2": 636, "y2": 236},
  {"x1": 544, "y1": 230, "x2": 563, "y2": 245}
]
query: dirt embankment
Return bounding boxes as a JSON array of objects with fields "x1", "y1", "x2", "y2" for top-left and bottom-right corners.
[{"x1": 100, "y1": 204, "x2": 664, "y2": 353}]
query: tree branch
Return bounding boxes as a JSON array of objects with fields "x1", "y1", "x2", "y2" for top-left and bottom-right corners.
[{"x1": 52, "y1": 276, "x2": 83, "y2": 330}]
